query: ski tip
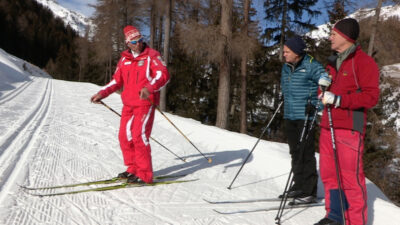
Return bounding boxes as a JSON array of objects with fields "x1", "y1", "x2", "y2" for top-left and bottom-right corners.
[
  {"x1": 202, "y1": 198, "x2": 214, "y2": 204},
  {"x1": 212, "y1": 209, "x2": 224, "y2": 214},
  {"x1": 208, "y1": 158, "x2": 212, "y2": 163}
]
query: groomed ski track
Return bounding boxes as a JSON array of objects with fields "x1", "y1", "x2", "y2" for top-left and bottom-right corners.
[{"x1": 0, "y1": 49, "x2": 399, "y2": 224}]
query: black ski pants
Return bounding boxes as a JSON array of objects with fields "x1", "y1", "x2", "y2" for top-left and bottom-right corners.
[{"x1": 284, "y1": 119, "x2": 318, "y2": 197}]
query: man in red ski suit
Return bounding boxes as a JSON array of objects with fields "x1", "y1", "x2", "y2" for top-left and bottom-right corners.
[
  {"x1": 91, "y1": 26, "x2": 170, "y2": 184},
  {"x1": 314, "y1": 18, "x2": 379, "y2": 225}
]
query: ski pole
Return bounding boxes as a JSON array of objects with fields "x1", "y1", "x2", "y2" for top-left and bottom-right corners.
[
  {"x1": 320, "y1": 86, "x2": 346, "y2": 225},
  {"x1": 148, "y1": 99, "x2": 212, "y2": 163},
  {"x1": 99, "y1": 101, "x2": 186, "y2": 162},
  {"x1": 276, "y1": 115, "x2": 310, "y2": 224},
  {"x1": 100, "y1": 100, "x2": 122, "y2": 117},
  {"x1": 275, "y1": 100, "x2": 320, "y2": 224},
  {"x1": 149, "y1": 136, "x2": 186, "y2": 162},
  {"x1": 326, "y1": 104, "x2": 347, "y2": 225},
  {"x1": 227, "y1": 101, "x2": 283, "y2": 190}
]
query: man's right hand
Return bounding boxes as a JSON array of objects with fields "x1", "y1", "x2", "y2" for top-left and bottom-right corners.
[
  {"x1": 318, "y1": 73, "x2": 332, "y2": 89},
  {"x1": 90, "y1": 93, "x2": 103, "y2": 104}
]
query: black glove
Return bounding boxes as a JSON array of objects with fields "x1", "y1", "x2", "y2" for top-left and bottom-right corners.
[{"x1": 305, "y1": 99, "x2": 315, "y2": 115}]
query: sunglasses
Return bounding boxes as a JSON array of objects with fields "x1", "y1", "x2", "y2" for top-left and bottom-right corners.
[{"x1": 129, "y1": 38, "x2": 143, "y2": 45}]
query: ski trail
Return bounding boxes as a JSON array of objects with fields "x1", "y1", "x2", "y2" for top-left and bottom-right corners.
[
  {"x1": 0, "y1": 77, "x2": 36, "y2": 105},
  {"x1": 0, "y1": 78, "x2": 53, "y2": 205}
]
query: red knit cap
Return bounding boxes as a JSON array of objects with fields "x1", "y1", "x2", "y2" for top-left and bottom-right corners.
[{"x1": 123, "y1": 25, "x2": 142, "y2": 43}]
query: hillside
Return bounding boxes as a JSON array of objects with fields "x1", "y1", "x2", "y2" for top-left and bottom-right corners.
[
  {"x1": 34, "y1": 0, "x2": 91, "y2": 36},
  {"x1": 308, "y1": 4, "x2": 400, "y2": 40}
]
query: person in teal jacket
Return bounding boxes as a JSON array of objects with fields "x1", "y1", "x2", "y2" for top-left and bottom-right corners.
[{"x1": 280, "y1": 35, "x2": 328, "y2": 205}]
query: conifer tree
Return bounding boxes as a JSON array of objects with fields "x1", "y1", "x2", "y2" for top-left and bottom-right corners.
[{"x1": 262, "y1": 0, "x2": 320, "y2": 61}]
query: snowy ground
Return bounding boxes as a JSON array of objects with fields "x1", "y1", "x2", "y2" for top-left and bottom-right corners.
[{"x1": 0, "y1": 48, "x2": 399, "y2": 225}]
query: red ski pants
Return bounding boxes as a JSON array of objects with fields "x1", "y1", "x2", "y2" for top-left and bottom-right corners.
[
  {"x1": 319, "y1": 128, "x2": 367, "y2": 225},
  {"x1": 119, "y1": 105, "x2": 155, "y2": 183}
]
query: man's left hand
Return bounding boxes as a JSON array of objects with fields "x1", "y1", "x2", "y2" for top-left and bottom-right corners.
[{"x1": 139, "y1": 87, "x2": 150, "y2": 100}]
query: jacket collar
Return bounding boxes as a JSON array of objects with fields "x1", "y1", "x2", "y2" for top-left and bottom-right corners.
[
  {"x1": 286, "y1": 55, "x2": 306, "y2": 71},
  {"x1": 336, "y1": 44, "x2": 357, "y2": 69},
  {"x1": 121, "y1": 43, "x2": 149, "y2": 60},
  {"x1": 328, "y1": 44, "x2": 360, "y2": 70}
]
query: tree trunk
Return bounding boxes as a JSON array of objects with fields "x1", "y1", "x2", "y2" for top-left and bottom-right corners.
[
  {"x1": 240, "y1": 0, "x2": 250, "y2": 134},
  {"x1": 368, "y1": 0, "x2": 383, "y2": 56},
  {"x1": 160, "y1": 0, "x2": 171, "y2": 111},
  {"x1": 216, "y1": 0, "x2": 232, "y2": 129},
  {"x1": 157, "y1": 16, "x2": 163, "y2": 52},
  {"x1": 104, "y1": 56, "x2": 112, "y2": 85},
  {"x1": 279, "y1": 0, "x2": 288, "y2": 62}
]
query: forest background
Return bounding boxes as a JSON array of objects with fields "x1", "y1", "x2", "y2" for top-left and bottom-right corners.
[{"x1": 0, "y1": 0, "x2": 399, "y2": 205}]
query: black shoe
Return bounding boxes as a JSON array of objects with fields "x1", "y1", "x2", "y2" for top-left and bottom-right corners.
[
  {"x1": 278, "y1": 190, "x2": 302, "y2": 199},
  {"x1": 289, "y1": 195, "x2": 316, "y2": 205},
  {"x1": 126, "y1": 174, "x2": 145, "y2": 184},
  {"x1": 117, "y1": 171, "x2": 131, "y2": 179},
  {"x1": 314, "y1": 217, "x2": 341, "y2": 225}
]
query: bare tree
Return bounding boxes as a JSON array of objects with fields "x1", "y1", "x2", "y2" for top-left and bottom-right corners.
[
  {"x1": 368, "y1": 0, "x2": 383, "y2": 56},
  {"x1": 160, "y1": 0, "x2": 172, "y2": 111},
  {"x1": 239, "y1": 0, "x2": 250, "y2": 133},
  {"x1": 157, "y1": 17, "x2": 163, "y2": 51},
  {"x1": 91, "y1": 1, "x2": 118, "y2": 84},
  {"x1": 91, "y1": 0, "x2": 144, "y2": 84},
  {"x1": 75, "y1": 27, "x2": 90, "y2": 82},
  {"x1": 176, "y1": 0, "x2": 257, "y2": 129},
  {"x1": 216, "y1": 0, "x2": 233, "y2": 129}
]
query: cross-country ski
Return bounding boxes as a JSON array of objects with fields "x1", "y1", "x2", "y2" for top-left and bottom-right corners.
[
  {"x1": 204, "y1": 197, "x2": 288, "y2": 204},
  {"x1": 20, "y1": 174, "x2": 188, "y2": 190},
  {"x1": 23, "y1": 179, "x2": 198, "y2": 197},
  {"x1": 203, "y1": 197, "x2": 324, "y2": 204},
  {"x1": 213, "y1": 202, "x2": 325, "y2": 215}
]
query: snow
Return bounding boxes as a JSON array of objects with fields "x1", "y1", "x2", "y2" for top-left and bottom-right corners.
[
  {"x1": 34, "y1": 0, "x2": 92, "y2": 37},
  {"x1": 308, "y1": 4, "x2": 400, "y2": 41},
  {"x1": 0, "y1": 47, "x2": 399, "y2": 224},
  {"x1": 382, "y1": 63, "x2": 400, "y2": 80}
]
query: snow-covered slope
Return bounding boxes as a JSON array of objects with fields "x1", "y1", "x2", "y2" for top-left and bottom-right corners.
[
  {"x1": 0, "y1": 47, "x2": 400, "y2": 224},
  {"x1": 381, "y1": 63, "x2": 400, "y2": 134},
  {"x1": 382, "y1": 63, "x2": 400, "y2": 80},
  {"x1": 308, "y1": 4, "x2": 400, "y2": 40},
  {"x1": 34, "y1": 0, "x2": 92, "y2": 36}
]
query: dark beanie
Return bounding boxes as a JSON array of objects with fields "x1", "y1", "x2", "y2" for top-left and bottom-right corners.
[
  {"x1": 333, "y1": 18, "x2": 359, "y2": 43},
  {"x1": 284, "y1": 35, "x2": 306, "y2": 56}
]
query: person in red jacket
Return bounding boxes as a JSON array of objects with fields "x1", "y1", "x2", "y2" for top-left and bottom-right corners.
[
  {"x1": 314, "y1": 18, "x2": 380, "y2": 225},
  {"x1": 90, "y1": 25, "x2": 170, "y2": 184},
  {"x1": 316, "y1": 18, "x2": 379, "y2": 225}
]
